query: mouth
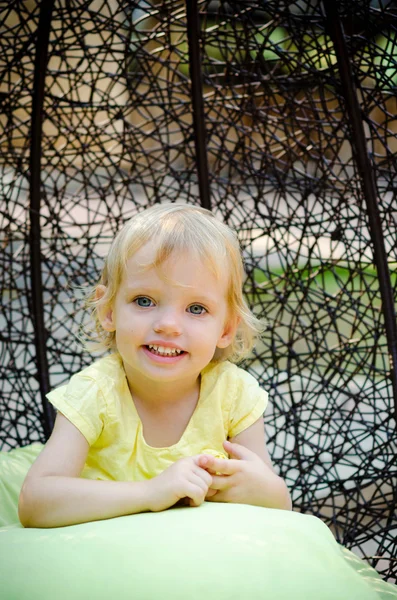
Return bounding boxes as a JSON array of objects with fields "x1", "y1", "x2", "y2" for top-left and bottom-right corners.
[{"x1": 144, "y1": 344, "x2": 186, "y2": 358}]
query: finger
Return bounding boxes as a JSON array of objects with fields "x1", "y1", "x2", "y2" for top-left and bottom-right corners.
[
  {"x1": 205, "y1": 458, "x2": 240, "y2": 476},
  {"x1": 206, "y1": 490, "x2": 227, "y2": 503},
  {"x1": 194, "y1": 454, "x2": 215, "y2": 470},
  {"x1": 223, "y1": 440, "x2": 258, "y2": 461},
  {"x1": 205, "y1": 488, "x2": 218, "y2": 498},
  {"x1": 185, "y1": 483, "x2": 206, "y2": 507},
  {"x1": 190, "y1": 471, "x2": 211, "y2": 495},
  {"x1": 207, "y1": 474, "x2": 230, "y2": 491},
  {"x1": 193, "y1": 466, "x2": 213, "y2": 488},
  {"x1": 189, "y1": 498, "x2": 203, "y2": 508}
]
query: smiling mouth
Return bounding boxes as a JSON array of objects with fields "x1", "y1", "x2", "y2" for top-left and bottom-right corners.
[{"x1": 145, "y1": 345, "x2": 186, "y2": 357}]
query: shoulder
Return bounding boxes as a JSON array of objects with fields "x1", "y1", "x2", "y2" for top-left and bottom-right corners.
[
  {"x1": 75, "y1": 353, "x2": 124, "y2": 389},
  {"x1": 202, "y1": 360, "x2": 268, "y2": 413},
  {"x1": 47, "y1": 353, "x2": 125, "y2": 404},
  {"x1": 203, "y1": 362, "x2": 268, "y2": 439},
  {"x1": 46, "y1": 354, "x2": 125, "y2": 445},
  {"x1": 202, "y1": 360, "x2": 261, "y2": 393}
]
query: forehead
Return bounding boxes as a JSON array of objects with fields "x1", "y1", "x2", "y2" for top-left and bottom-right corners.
[{"x1": 123, "y1": 243, "x2": 228, "y2": 292}]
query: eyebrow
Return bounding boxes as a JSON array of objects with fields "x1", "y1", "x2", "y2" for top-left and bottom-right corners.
[{"x1": 124, "y1": 285, "x2": 160, "y2": 294}]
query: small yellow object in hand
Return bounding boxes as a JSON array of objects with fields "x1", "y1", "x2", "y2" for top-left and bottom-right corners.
[
  {"x1": 202, "y1": 448, "x2": 228, "y2": 475},
  {"x1": 202, "y1": 448, "x2": 228, "y2": 460}
]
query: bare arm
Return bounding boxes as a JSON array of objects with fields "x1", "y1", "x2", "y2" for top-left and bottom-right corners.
[
  {"x1": 19, "y1": 413, "x2": 213, "y2": 528},
  {"x1": 205, "y1": 418, "x2": 292, "y2": 510},
  {"x1": 18, "y1": 413, "x2": 152, "y2": 528},
  {"x1": 230, "y1": 419, "x2": 292, "y2": 509}
]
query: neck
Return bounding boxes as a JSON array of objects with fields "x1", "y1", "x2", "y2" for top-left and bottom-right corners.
[{"x1": 123, "y1": 362, "x2": 201, "y2": 409}]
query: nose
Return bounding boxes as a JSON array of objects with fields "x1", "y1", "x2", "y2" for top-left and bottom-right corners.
[{"x1": 153, "y1": 307, "x2": 182, "y2": 336}]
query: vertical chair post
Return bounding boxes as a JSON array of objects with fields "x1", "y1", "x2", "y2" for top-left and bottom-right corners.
[
  {"x1": 29, "y1": 0, "x2": 55, "y2": 437},
  {"x1": 186, "y1": 0, "x2": 211, "y2": 210},
  {"x1": 323, "y1": 0, "x2": 397, "y2": 424}
]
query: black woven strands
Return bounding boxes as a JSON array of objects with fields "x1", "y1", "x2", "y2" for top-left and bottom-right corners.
[{"x1": 0, "y1": 0, "x2": 396, "y2": 582}]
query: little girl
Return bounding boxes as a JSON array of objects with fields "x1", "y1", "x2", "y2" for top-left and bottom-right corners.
[{"x1": 19, "y1": 203, "x2": 291, "y2": 527}]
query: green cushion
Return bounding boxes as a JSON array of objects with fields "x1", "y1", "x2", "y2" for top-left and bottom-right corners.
[
  {"x1": 0, "y1": 443, "x2": 43, "y2": 527},
  {"x1": 0, "y1": 445, "x2": 396, "y2": 600}
]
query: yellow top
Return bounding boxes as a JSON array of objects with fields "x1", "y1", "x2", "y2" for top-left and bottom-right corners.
[{"x1": 47, "y1": 353, "x2": 268, "y2": 482}]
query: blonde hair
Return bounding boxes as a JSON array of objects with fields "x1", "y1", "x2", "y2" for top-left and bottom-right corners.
[{"x1": 83, "y1": 203, "x2": 265, "y2": 363}]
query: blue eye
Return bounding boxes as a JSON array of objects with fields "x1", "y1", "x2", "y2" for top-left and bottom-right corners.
[
  {"x1": 134, "y1": 296, "x2": 154, "y2": 307},
  {"x1": 188, "y1": 304, "x2": 207, "y2": 315}
]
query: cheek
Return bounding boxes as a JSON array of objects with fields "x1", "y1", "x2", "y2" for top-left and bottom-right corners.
[
  {"x1": 194, "y1": 323, "x2": 224, "y2": 349},
  {"x1": 116, "y1": 304, "x2": 141, "y2": 323},
  {"x1": 114, "y1": 312, "x2": 136, "y2": 337}
]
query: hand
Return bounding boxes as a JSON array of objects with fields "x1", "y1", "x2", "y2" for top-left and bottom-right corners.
[
  {"x1": 146, "y1": 455, "x2": 213, "y2": 512},
  {"x1": 204, "y1": 441, "x2": 289, "y2": 509}
]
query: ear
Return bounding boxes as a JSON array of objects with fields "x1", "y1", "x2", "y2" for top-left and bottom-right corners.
[
  {"x1": 216, "y1": 315, "x2": 241, "y2": 349},
  {"x1": 95, "y1": 285, "x2": 116, "y2": 332}
]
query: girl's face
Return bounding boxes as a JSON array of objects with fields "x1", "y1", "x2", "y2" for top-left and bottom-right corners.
[{"x1": 100, "y1": 243, "x2": 237, "y2": 389}]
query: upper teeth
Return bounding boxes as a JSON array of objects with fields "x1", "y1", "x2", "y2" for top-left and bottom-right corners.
[{"x1": 148, "y1": 345, "x2": 183, "y2": 355}]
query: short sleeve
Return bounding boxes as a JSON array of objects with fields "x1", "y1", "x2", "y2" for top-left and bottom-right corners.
[
  {"x1": 228, "y1": 368, "x2": 268, "y2": 439},
  {"x1": 46, "y1": 375, "x2": 105, "y2": 445}
]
